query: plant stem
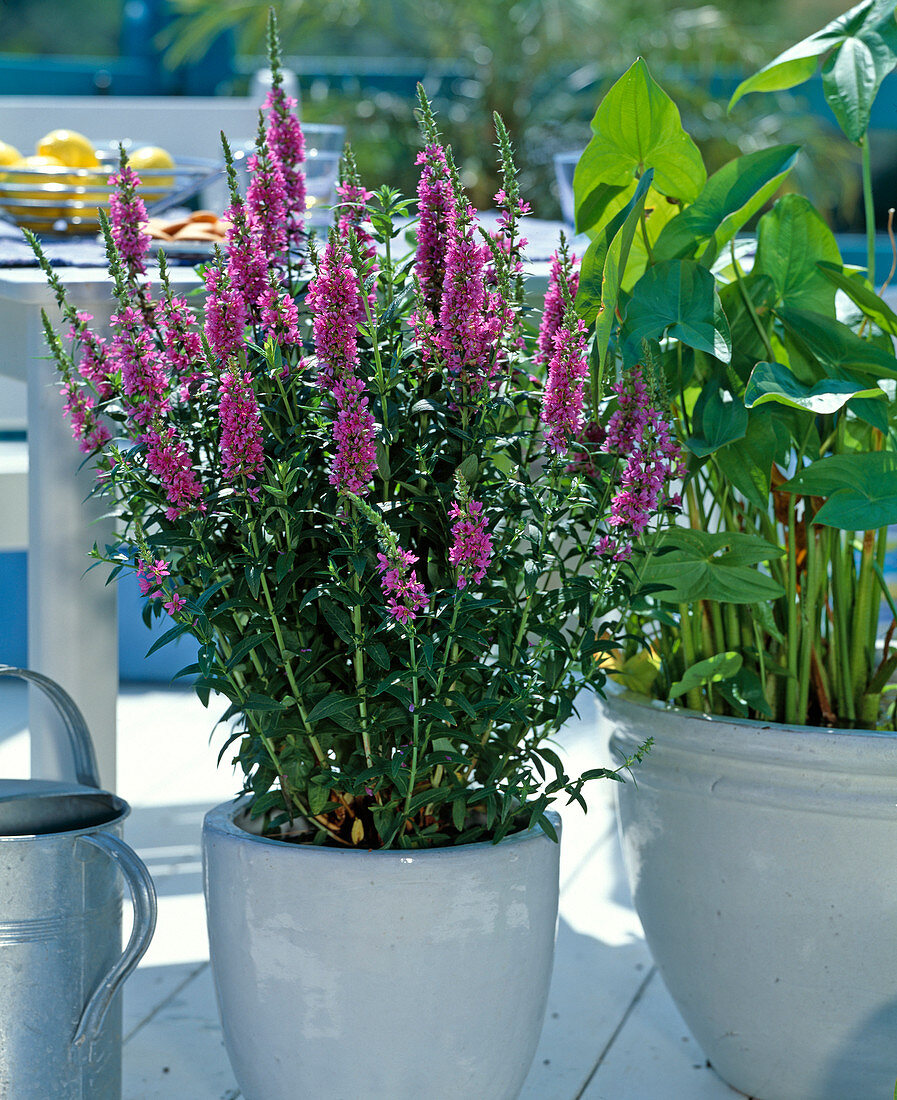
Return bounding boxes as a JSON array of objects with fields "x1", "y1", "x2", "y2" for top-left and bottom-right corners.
[
  {"x1": 784, "y1": 495, "x2": 799, "y2": 724},
  {"x1": 246, "y1": 499, "x2": 326, "y2": 765},
  {"x1": 350, "y1": 546, "x2": 373, "y2": 769},
  {"x1": 731, "y1": 241, "x2": 774, "y2": 360},
  {"x1": 832, "y1": 531, "x2": 856, "y2": 723},
  {"x1": 862, "y1": 134, "x2": 876, "y2": 287},
  {"x1": 797, "y1": 521, "x2": 819, "y2": 723},
  {"x1": 850, "y1": 529, "x2": 877, "y2": 714},
  {"x1": 403, "y1": 633, "x2": 422, "y2": 818},
  {"x1": 679, "y1": 603, "x2": 703, "y2": 711}
]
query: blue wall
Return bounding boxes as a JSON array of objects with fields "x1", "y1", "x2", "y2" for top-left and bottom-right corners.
[{"x1": 0, "y1": 549, "x2": 199, "y2": 682}]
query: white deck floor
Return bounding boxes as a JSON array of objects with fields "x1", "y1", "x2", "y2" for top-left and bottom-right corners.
[{"x1": 0, "y1": 681, "x2": 744, "y2": 1100}]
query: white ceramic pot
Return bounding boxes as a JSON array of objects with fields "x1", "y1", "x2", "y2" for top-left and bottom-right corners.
[
  {"x1": 202, "y1": 799, "x2": 561, "y2": 1100},
  {"x1": 606, "y1": 692, "x2": 897, "y2": 1100}
]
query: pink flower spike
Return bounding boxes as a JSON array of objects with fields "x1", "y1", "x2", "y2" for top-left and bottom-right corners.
[
  {"x1": 598, "y1": 363, "x2": 684, "y2": 559},
  {"x1": 449, "y1": 497, "x2": 493, "y2": 589},
  {"x1": 219, "y1": 369, "x2": 265, "y2": 483},
  {"x1": 264, "y1": 85, "x2": 307, "y2": 247},
  {"x1": 306, "y1": 233, "x2": 360, "y2": 389},
  {"x1": 376, "y1": 545, "x2": 428, "y2": 624},
  {"x1": 328, "y1": 374, "x2": 377, "y2": 495},
  {"x1": 414, "y1": 144, "x2": 454, "y2": 319},
  {"x1": 436, "y1": 208, "x2": 503, "y2": 398},
  {"x1": 164, "y1": 593, "x2": 186, "y2": 616},
  {"x1": 537, "y1": 249, "x2": 580, "y2": 367},
  {"x1": 109, "y1": 162, "x2": 151, "y2": 279},
  {"x1": 246, "y1": 148, "x2": 288, "y2": 262},
  {"x1": 542, "y1": 316, "x2": 589, "y2": 454}
]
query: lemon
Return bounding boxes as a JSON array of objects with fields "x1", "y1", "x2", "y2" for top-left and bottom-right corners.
[
  {"x1": 36, "y1": 129, "x2": 99, "y2": 169},
  {"x1": 0, "y1": 143, "x2": 22, "y2": 186},
  {"x1": 127, "y1": 145, "x2": 175, "y2": 195},
  {"x1": 0, "y1": 141, "x2": 22, "y2": 167}
]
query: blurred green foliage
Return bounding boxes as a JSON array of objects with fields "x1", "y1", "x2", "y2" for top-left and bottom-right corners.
[
  {"x1": 0, "y1": 0, "x2": 865, "y2": 222},
  {"x1": 0, "y1": 0, "x2": 121, "y2": 54},
  {"x1": 168, "y1": 0, "x2": 861, "y2": 221}
]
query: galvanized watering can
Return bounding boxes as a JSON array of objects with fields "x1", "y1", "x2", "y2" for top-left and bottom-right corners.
[{"x1": 0, "y1": 665, "x2": 157, "y2": 1099}]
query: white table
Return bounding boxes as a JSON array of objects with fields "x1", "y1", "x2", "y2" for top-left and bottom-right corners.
[{"x1": 0, "y1": 264, "x2": 201, "y2": 791}]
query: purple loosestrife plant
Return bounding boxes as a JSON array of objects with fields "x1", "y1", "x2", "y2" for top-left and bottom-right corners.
[{"x1": 30, "y1": 25, "x2": 669, "y2": 849}]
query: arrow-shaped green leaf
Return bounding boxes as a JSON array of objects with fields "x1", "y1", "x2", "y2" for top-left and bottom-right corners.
[
  {"x1": 653, "y1": 144, "x2": 799, "y2": 266},
  {"x1": 580, "y1": 57, "x2": 706, "y2": 201},
  {"x1": 779, "y1": 451, "x2": 897, "y2": 528},
  {"x1": 744, "y1": 360, "x2": 885, "y2": 413},
  {"x1": 622, "y1": 259, "x2": 732, "y2": 364},
  {"x1": 729, "y1": 0, "x2": 897, "y2": 143}
]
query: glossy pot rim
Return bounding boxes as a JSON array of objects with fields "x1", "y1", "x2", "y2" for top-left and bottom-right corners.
[
  {"x1": 204, "y1": 795, "x2": 561, "y2": 859},
  {"x1": 605, "y1": 690, "x2": 897, "y2": 814},
  {"x1": 606, "y1": 687, "x2": 897, "y2": 741}
]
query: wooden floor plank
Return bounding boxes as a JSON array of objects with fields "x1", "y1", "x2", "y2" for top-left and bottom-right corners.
[{"x1": 580, "y1": 970, "x2": 747, "y2": 1100}]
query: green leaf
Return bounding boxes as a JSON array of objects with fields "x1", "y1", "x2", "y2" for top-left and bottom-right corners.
[
  {"x1": 573, "y1": 179, "x2": 628, "y2": 236},
  {"x1": 714, "y1": 410, "x2": 778, "y2": 509},
  {"x1": 366, "y1": 641, "x2": 390, "y2": 670},
  {"x1": 778, "y1": 452, "x2": 897, "y2": 528},
  {"x1": 686, "y1": 368, "x2": 749, "y2": 457},
  {"x1": 653, "y1": 144, "x2": 799, "y2": 266},
  {"x1": 576, "y1": 169, "x2": 653, "y2": 323},
  {"x1": 275, "y1": 552, "x2": 295, "y2": 584},
  {"x1": 307, "y1": 780, "x2": 330, "y2": 816},
  {"x1": 817, "y1": 261, "x2": 897, "y2": 334},
  {"x1": 242, "y1": 693, "x2": 286, "y2": 712},
  {"x1": 579, "y1": 57, "x2": 705, "y2": 201},
  {"x1": 578, "y1": 171, "x2": 654, "y2": 392},
  {"x1": 754, "y1": 195, "x2": 842, "y2": 312},
  {"x1": 622, "y1": 259, "x2": 732, "y2": 364},
  {"x1": 669, "y1": 651, "x2": 743, "y2": 699},
  {"x1": 777, "y1": 305, "x2": 897, "y2": 379},
  {"x1": 580, "y1": 181, "x2": 682, "y2": 290},
  {"x1": 225, "y1": 631, "x2": 273, "y2": 671},
  {"x1": 306, "y1": 692, "x2": 359, "y2": 724},
  {"x1": 640, "y1": 529, "x2": 784, "y2": 604},
  {"x1": 145, "y1": 621, "x2": 191, "y2": 658},
  {"x1": 744, "y1": 360, "x2": 885, "y2": 413},
  {"x1": 717, "y1": 666, "x2": 775, "y2": 718},
  {"x1": 822, "y1": 2, "x2": 897, "y2": 142},
  {"x1": 729, "y1": 0, "x2": 897, "y2": 143}
]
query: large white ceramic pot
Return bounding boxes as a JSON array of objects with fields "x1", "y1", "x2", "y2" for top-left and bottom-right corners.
[
  {"x1": 606, "y1": 692, "x2": 897, "y2": 1100},
  {"x1": 203, "y1": 799, "x2": 561, "y2": 1100}
]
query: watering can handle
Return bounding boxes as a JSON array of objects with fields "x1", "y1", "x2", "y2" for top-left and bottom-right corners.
[
  {"x1": 71, "y1": 831, "x2": 158, "y2": 1057},
  {"x1": 0, "y1": 665, "x2": 100, "y2": 788}
]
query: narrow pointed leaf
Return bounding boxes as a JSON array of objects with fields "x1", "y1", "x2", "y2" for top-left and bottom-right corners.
[
  {"x1": 777, "y1": 305, "x2": 897, "y2": 379},
  {"x1": 575, "y1": 170, "x2": 653, "y2": 323},
  {"x1": 653, "y1": 145, "x2": 799, "y2": 265},
  {"x1": 817, "y1": 261, "x2": 897, "y2": 334}
]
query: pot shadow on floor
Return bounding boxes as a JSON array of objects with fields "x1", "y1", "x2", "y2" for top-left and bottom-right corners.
[{"x1": 817, "y1": 1001, "x2": 897, "y2": 1100}]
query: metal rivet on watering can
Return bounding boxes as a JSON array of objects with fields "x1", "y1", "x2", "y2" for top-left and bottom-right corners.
[{"x1": 0, "y1": 665, "x2": 157, "y2": 1100}]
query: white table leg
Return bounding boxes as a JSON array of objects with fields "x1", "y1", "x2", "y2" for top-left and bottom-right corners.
[{"x1": 24, "y1": 299, "x2": 118, "y2": 791}]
